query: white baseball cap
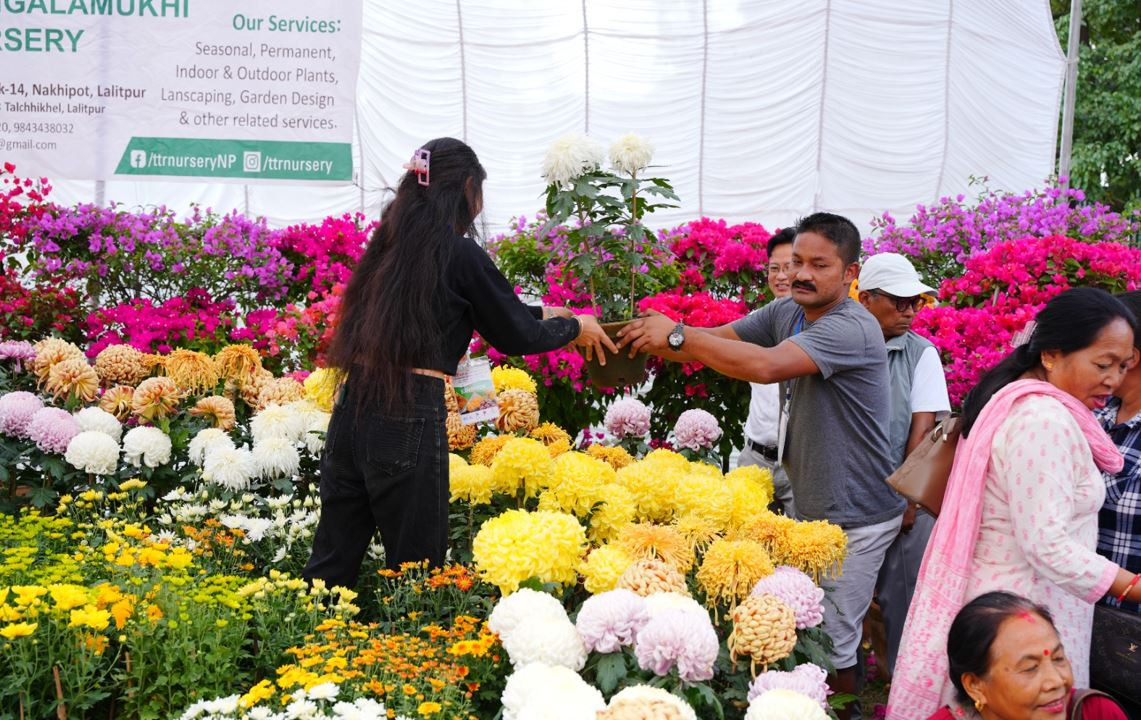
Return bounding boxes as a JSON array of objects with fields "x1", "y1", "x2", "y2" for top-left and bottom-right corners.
[{"x1": 859, "y1": 253, "x2": 935, "y2": 297}]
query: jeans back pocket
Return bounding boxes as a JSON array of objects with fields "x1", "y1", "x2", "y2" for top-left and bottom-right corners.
[{"x1": 363, "y1": 416, "x2": 426, "y2": 475}]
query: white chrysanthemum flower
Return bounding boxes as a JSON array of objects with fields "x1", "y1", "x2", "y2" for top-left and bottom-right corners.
[
  {"x1": 304, "y1": 412, "x2": 330, "y2": 455},
  {"x1": 285, "y1": 697, "x2": 319, "y2": 719},
  {"x1": 188, "y1": 428, "x2": 235, "y2": 466},
  {"x1": 306, "y1": 682, "x2": 338, "y2": 701},
  {"x1": 177, "y1": 695, "x2": 241, "y2": 720},
  {"x1": 251, "y1": 403, "x2": 308, "y2": 444},
  {"x1": 609, "y1": 133, "x2": 654, "y2": 175},
  {"x1": 202, "y1": 446, "x2": 256, "y2": 491},
  {"x1": 122, "y1": 426, "x2": 172, "y2": 468},
  {"x1": 72, "y1": 406, "x2": 122, "y2": 441},
  {"x1": 246, "y1": 707, "x2": 275, "y2": 720},
  {"x1": 744, "y1": 688, "x2": 829, "y2": 720},
  {"x1": 644, "y1": 591, "x2": 708, "y2": 618},
  {"x1": 502, "y1": 663, "x2": 601, "y2": 720},
  {"x1": 488, "y1": 587, "x2": 570, "y2": 640},
  {"x1": 542, "y1": 133, "x2": 604, "y2": 187},
  {"x1": 220, "y1": 514, "x2": 275, "y2": 543},
  {"x1": 64, "y1": 431, "x2": 120, "y2": 475},
  {"x1": 605, "y1": 685, "x2": 697, "y2": 719},
  {"x1": 252, "y1": 437, "x2": 301, "y2": 479},
  {"x1": 502, "y1": 615, "x2": 587, "y2": 670},
  {"x1": 333, "y1": 698, "x2": 387, "y2": 720}
]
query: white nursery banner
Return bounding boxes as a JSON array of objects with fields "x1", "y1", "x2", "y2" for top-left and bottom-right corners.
[{"x1": 0, "y1": 0, "x2": 362, "y2": 182}]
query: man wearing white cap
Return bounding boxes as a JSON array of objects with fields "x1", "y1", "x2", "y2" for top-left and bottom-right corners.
[{"x1": 857, "y1": 252, "x2": 951, "y2": 678}]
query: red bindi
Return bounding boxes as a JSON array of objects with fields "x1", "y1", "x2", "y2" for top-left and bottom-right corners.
[
  {"x1": 1017, "y1": 611, "x2": 1036, "y2": 622},
  {"x1": 1043, "y1": 649, "x2": 1051, "y2": 656}
]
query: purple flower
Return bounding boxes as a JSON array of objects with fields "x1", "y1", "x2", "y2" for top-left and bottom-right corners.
[
  {"x1": 604, "y1": 397, "x2": 651, "y2": 438},
  {"x1": 26, "y1": 407, "x2": 81, "y2": 453},
  {"x1": 634, "y1": 608, "x2": 718, "y2": 683},
  {"x1": 575, "y1": 589, "x2": 649, "y2": 653},
  {"x1": 751, "y1": 566, "x2": 825, "y2": 629},
  {"x1": 747, "y1": 663, "x2": 831, "y2": 710},
  {"x1": 0, "y1": 391, "x2": 44, "y2": 437},
  {"x1": 672, "y1": 408, "x2": 722, "y2": 451},
  {"x1": 0, "y1": 341, "x2": 36, "y2": 372}
]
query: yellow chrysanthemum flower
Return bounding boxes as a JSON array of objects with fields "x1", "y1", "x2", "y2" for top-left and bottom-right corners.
[
  {"x1": 616, "y1": 523, "x2": 695, "y2": 573},
  {"x1": 94, "y1": 344, "x2": 147, "y2": 387},
  {"x1": 688, "y1": 461, "x2": 723, "y2": 479},
  {"x1": 771, "y1": 519, "x2": 848, "y2": 582},
  {"x1": 615, "y1": 460, "x2": 682, "y2": 523},
  {"x1": 489, "y1": 437, "x2": 555, "y2": 497},
  {"x1": 673, "y1": 514, "x2": 722, "y2": 552},
  {"x1": 132, "y1": 376, "x2": 181, "y2": 423},
  {"x1": 189, "y1": 395, "x2": 237, "y2": 431},
  {"x1": 580, "y1": 544, "x2": 633, "y2": 594},
  {"x1": 213, "y1": 344, "x2": 263, "y2": 385},
  {"x1": 450, "y1": 463, "x2": 496, "y2": 506},
  {"x1": 303, "y1": 367, "x2": 343, "y2": 412},
  {"x1": 44, "y1": 357, "x2": 100, "y2": 404},
  {"x1": 472, "y1": 509, "x2": 587, "y2": 593},
  {"x1": 732, "y1": 511, "x2": 798, "y2": 550},
  {"x1": 588, "y1": 483, "x2": 637, "y2": 543},
  {"x1": 32, "y1": 338, "x2": 85, "y2": 385},
  {"x1": 491, "y1": 365, "x2": 537, "y2": 395},
  {"x1": 531, "y1": 421, "x2": 572, "y2": 448},
  {"x1": 69, "y1": 606, "x2": 112, "y2": 631},
  {"x1": 446, "y1": 411, "x2": 478, "y2": 451},
  {"x1": 696, "y1": 539, "x2": 775, "y2": 610},
  {"x1": 99, "y1": 384, "x2": 136, "y2": 420},
  {"x1": 48, "y1": 584, "x2": 89, "y2": 612},
  {"x1": 470, "y1": 435, "x2": 511, "y2": 466},
  {"x1": 542, "y1": 451, "x2": 612, "y2": 517},
  {"x1": 727, "y1": 474, "x2": 775, "y2": 528},
  {"x1": 616, "y1": 558, "x2": 689, "y2": 597},
  {"x1": 641, "y1": 448, "x2": 691, "y2": 474},
  {"x1": 496, "y1": 389, "x2": 540, "y2": 434},
  {"x1": 674, "y1": 474, "x2": 734, "y2": 529},
  {"x1": 164, "y1": 349, "x2": 219, "y2": 395},
  {"x1": 586, "y1": 443, "x2": 634, "y2": 470},
  {"x1": 239, "y1": 679, "x2": 275, "y2": 709},
  {"x1": 0, "y1": 622, "x2": 37, "y2": 639}
]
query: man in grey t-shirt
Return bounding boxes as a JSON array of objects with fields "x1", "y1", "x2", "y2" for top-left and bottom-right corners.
[{"x1": 618, "y1": 212, "x2": 903, "y2": 719}]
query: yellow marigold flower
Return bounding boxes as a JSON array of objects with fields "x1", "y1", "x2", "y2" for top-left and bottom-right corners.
[
  {"x1": 616, "y1": 558, "x2": 689, "y2": 597},
  {"x1": 418, "y1": 701, "x2": 442, "y2": 716},
  {"x1": 771, "y1": 520, "x2": 848, "y2": 583},
  {"x1": 256, "y1": 377, "x2": 304, "y2": 411},
  {"x1": 164, "y1": 349, "x2": 219, "y2": 394},
  {"x1": 580, "y1": 544, "x2": 633, "y2": 594},
  {"x1": 496, "y1": 388, "x2": 540, "y2": 434},
  {"x1": 616, "y1": 523, "x2": 694, "y2": 572},
  {"x1": 446, "y1": 412, "x2": 477, "y2": 451},
  {"x1": 239, "y1": 679, "x2": 275, "y2": 708},
  {"x1": 540, "y1": 451, "x2": 612, "y2": 517},
  {"x1": 132, "y1": 376, "x2": 181, "y2": 423},
  {"x1": 99, "y1": 384, "x2": 136, "y2": 421},
  {"x1": 616, "y1": 460, "x2": 681, "y2": 523},
  {"x1": 33, "y1": 338, "x2": 85, "y2": 385},
  {"x1": 48, "y1": 584, "x2": 89, "y2": 612},
  {"x1": 588, "y1": 483, "x2": 637, "y2": 543},
  {"x1": 0, "y1": 622, "x2": 37, "y2": 639},
  {"x1": 470, "y1": 434, "x2": 511, "y2": 466},
  {"x1": 728, "y1": 593, "x2": 798, "y2": 674},
  {"x1": 696, "y1": 539, "x2": 775, "y2": 610},
  {"x1": 303, "y1": 367, "x2": 343, "y2": 412},
  {"x1": 530, "y1": 421, "x2": 571, "y2": 447},
  {"x1": 94, "y1": 344, "x2": 147, "y2": 386},
  {"x1": 450, "y1": 463, "x2": 495, "y2": 505},
  {"x1": 213, "y1": 344, "x2": 263, "y2": 385},
  {"x1": 45, "y1": 357, "x2": 100, "y2": 403},
  {"x1": 491, "y1": 365, "x2": 537, "y2": 394},
  {"x1": 472, "y1": 509, "x2": 586, "y2": 593},
  {"x1": 489, "y1": 437, "x2": 555, "y2": 497},
  {"x1": 69, "y1": 606, "x2": 112, "y2": 631},
  {"x1": 586, "y1": 443, "x2": 633, "y2": 469},
  {"x1": 189, "y1": 395, "x2": 238, "y2": 431},
  {"x1": 118, "y1": 478, "x2": 147, "y2": 492}
]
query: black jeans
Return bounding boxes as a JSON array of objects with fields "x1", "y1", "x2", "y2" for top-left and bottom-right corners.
[{"x1": 302, "y1": 374, "x2": 448, "y2": 590}]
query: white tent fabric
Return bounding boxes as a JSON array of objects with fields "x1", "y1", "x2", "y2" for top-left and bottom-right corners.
[{"x1": 48, "y1": 0, "x2": 1066, "y2": 235}]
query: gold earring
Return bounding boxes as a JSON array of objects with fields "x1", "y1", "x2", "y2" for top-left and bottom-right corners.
[
  {"x1": 974, "y1": 698, "x2": 986, "y2": 712},
  {"x1": 1043, "y1": 363, "x2": 1054, "y2": 372}
]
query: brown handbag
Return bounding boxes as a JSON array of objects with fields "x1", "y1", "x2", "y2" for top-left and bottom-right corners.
[{"x1": 885, "y1": 416, "x2": 962, "y2": 516}]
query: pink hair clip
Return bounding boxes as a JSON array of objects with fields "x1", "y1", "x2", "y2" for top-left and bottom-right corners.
[{"x1": 402, "y1": 148, "x2": 431, "y2": 186}]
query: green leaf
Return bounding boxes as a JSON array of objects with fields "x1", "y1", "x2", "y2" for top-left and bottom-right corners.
[{"x1": 594, "y1": 652, "x2": 627, "y2": 694}]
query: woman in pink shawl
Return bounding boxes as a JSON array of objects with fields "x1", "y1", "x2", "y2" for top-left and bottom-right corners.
[{"x1": 889, "y1": 288, "x2": 1141, "y2": 719}]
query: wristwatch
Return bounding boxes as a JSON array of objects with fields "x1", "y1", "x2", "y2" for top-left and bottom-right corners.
[{"x1": 667, "y1": 323, "x2": 686, "y2": 350}]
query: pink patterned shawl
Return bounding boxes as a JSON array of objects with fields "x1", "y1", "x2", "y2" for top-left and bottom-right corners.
[{"x1": 886, "y1": 380, "x2": 1123, "y2": 720}]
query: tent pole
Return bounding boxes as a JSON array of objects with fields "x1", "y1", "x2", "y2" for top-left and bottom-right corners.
[
  {"x1": 1057, "y1": 0, "x2": 1082, "y2": 188},
  {"x1": 94, "y1": 180, "x2": 105, "y2": 207}
]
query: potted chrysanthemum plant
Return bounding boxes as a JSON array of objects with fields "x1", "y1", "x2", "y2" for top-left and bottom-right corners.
[{"x1": 539, "y1": 133, "x2": 679, "y2": 387}]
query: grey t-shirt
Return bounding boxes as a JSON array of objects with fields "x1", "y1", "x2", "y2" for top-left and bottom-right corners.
[{"x1": 731, "y1": 297, "x2": 903, "y2": 528}]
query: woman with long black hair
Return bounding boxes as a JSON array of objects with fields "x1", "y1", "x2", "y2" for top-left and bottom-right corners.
[{"x1": 303, "y1": 138, "x2": 615, "y2": 589}]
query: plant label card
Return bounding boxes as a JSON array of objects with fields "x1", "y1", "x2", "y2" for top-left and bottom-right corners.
[{"x1": 453, "y1": 357, "x2": 498, "y2": 426}]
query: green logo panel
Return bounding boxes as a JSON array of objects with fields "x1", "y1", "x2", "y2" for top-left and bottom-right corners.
[{"x1": 115, "y1": 137, "x2": 351, "y2": 181}]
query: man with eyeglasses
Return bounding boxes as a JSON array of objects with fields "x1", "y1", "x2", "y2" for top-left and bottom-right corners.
[
  {"x1": 856, "y1": 252, "x2": 951, "y2": 679},
  {"x1": 737, "y1": 227, "x2": 797, "y2": 516}
]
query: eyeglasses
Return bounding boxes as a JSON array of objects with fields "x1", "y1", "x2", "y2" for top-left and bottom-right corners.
[
  {"x1": 767, "y1": 263, "x2": 792, "y2": 275},
  {"x1": 869, "y1": 290, "x2": 927, "y2": 313}
]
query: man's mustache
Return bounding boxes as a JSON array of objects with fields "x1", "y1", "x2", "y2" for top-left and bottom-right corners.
[{"x1": 792, "y1": 281, "x2": 816, "y2": 292}]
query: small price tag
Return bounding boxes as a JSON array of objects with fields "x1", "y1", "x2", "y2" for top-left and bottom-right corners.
[{"x1": 453, "y1": 356, "x2": 499, "y2": 426}]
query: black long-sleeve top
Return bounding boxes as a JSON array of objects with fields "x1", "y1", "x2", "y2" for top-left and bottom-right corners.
[{"x1": 427, "y1": 235, "x2": 579, "y2": 374}]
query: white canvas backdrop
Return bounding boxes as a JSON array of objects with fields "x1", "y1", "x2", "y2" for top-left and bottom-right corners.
[{"x1": 43, "y1": 0, "x2": 1066, "y2": 235}]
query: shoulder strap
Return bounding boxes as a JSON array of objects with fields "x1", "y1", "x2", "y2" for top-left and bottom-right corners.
[{"x1": 1069, "y1": 688, "x2": 1116, "y2": 720}]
